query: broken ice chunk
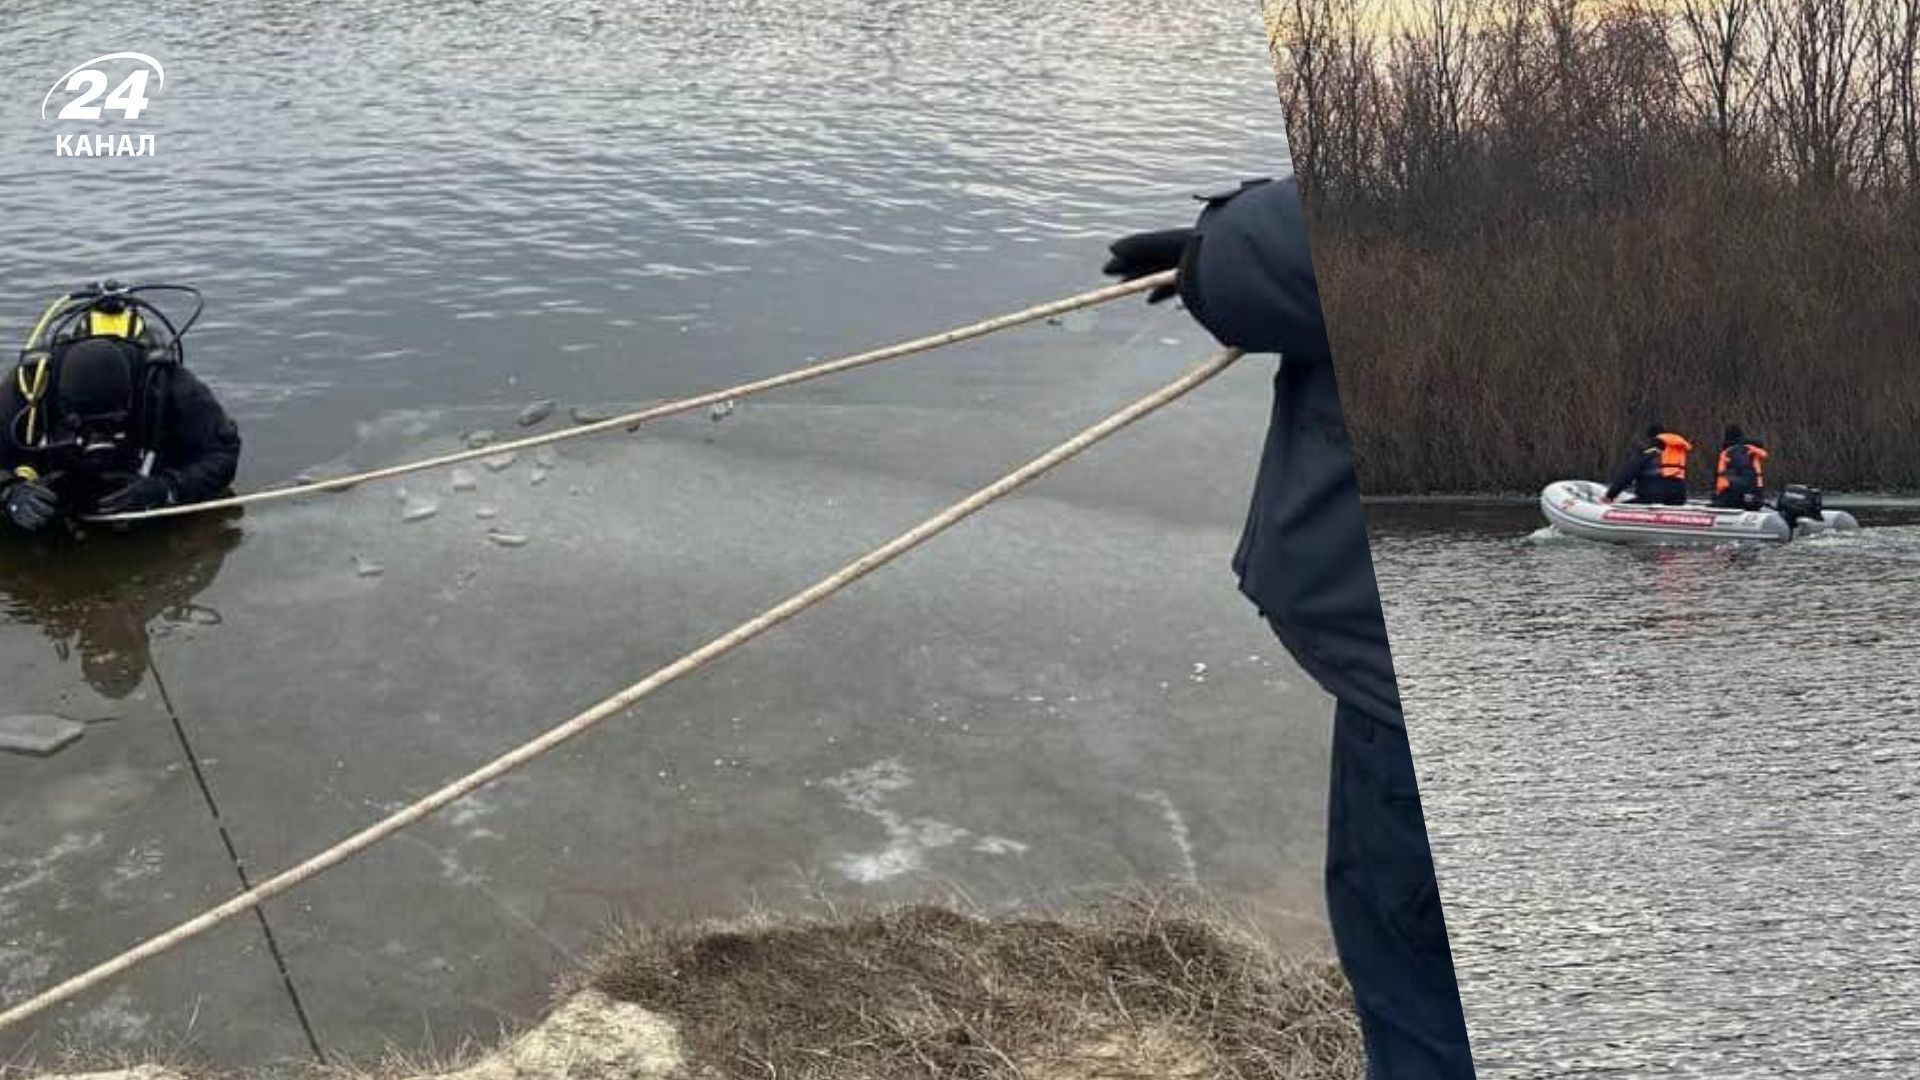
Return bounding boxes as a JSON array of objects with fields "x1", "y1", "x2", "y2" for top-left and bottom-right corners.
[{"x1": 0, "y1": 714, "x2": 86, "y2": 757}]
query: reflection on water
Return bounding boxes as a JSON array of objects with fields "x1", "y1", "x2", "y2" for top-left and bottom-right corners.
[
  {"x1": 1369, "y1": 501, "x2": 1920, "y2": 1079},
  {"x1": 0, "y1": 516, "x2": 243, "y2": 699}
]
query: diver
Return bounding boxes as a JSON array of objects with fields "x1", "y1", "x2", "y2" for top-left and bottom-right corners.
[
  {"x1": 1603, "y1": 423, "x2": 1692, "y2": 505},
  {"x1": 1104, "y1": 177, "x2": 1476, "y2": 1079},
  {"x1": 1712, "y1": 425, "x2": 1768, "y2": 510},
  {"x1": 2, "y1": 281, "x2": 240, "y2": 534}
]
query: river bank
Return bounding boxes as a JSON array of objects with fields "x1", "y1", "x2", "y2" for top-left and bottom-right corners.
[{"x1": 14, "y1": 902, "x2": 1362, "y2": 1080}]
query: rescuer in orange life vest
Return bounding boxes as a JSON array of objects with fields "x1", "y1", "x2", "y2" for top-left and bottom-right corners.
[
  {"x1": 1603, "y1": 423, "x2": 1692, "y2": 505},
  {"x1": 1712, "y1": 425, "x2": 1769, "y2": 510}
]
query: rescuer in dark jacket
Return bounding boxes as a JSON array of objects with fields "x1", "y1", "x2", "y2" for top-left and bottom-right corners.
[
  {"x1": 1603, "y1": 424, "x2": 1692, "y2": 505},
  {"x1": 2, "y1": 333, "x2": 240, "y2": 533},
  {"x1": 1712, "y1": 425, "x2": 1768, "y2": 510},
  {"x1": 1104, "y1": 176, "x2": 1475, "y2": 1079}
]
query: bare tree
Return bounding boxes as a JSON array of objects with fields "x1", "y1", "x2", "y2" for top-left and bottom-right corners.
[
  {"x1": 1674, "y1": 0, "x2": 1768, "y2": 167},
  {"x1": 1267, "y1": 0, "x2": 1919, "y2": 222},
  {"x1": 1868, "y1": 0, "x2": 1920, "y2": 190},
  {"x1": 1272, "y1": 0, "x2": 1339, "y2": 197},
  {"x1": 1270, "y1": 0, "x2": 1383, "y2": 212},
  {"x1": 1373, "y1": 0, "x2": 1485, "y2": 224},
  {"x1": 1757, "y1": 0, "x2": 1876, "y2": 188}
]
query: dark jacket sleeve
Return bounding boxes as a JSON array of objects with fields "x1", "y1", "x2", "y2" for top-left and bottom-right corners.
[
  {"x1": 1177, "y1": 176, "x2": 1403, "y2": 726},
  {"x1": 0, "y1": 382, "x2": 27, "y2": 479},
  {"x1": 1604, "y1": 445, "x2": 1652, "y2": 500},
  {"x1": 154, "y1": 368, "x2": 240, "y2": 504},
  {"x1": 0, "y1": 383, "x2": 30, "y2": 533},
  {"x1": 1177, "y1": 177, "x2": 1332, "y2": 360}
]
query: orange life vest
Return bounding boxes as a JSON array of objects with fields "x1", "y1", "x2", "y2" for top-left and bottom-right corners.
[
  {"x1": 1716, "y1": 443, "x2": 1767, "y2": 494},
  {"x1": 1653, "y1": 432, "x2": 1691, "y2": 481}
]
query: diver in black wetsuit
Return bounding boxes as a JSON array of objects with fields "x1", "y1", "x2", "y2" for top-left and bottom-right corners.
[
  {"x1": 1104, "y1": 176, "x2": 1475, "y2": 1079},
  {"x1": 1, "y1": 282, "x2": 240, "y2": 534}
]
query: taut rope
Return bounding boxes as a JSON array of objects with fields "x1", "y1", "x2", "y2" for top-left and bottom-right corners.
[
  {"x1": 0, "y1": 346, "x2": 1242, "y2": 1030},
  {"x1": 90, "y1": 272, "x2": 1175, "y2": 523}
]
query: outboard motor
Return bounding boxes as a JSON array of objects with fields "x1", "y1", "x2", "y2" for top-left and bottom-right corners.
[{"x1": 1776, "y1": 484, "x2": 1825, "y2": 529}]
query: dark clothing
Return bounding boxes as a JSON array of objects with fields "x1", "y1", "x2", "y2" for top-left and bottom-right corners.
[
  {"x1": 55, "y1": 338, "x2": 137, "y2": 419},
  {"x1": 1, "y1": 357, "x2": 239, "y2": 521},
  {"x1": 1605, "y1": 443, "x2": 1686, "y2": 504},
  {"x1": 1181, "y1": 177, "x2": 1402, "y2": 728},
  {"x1": 1184, "y1": 176, "x2": 1476, "y2": 1080},
  {"x1": 1627, "y1": 478, "x2": 1686, "y2": 505},
  {"x1": 1713, "y1": 439, "x2": 1766, "y2": 509},
  {"x1": 1326, "y1": 700, "x2": 1479, "y2": 1075}
]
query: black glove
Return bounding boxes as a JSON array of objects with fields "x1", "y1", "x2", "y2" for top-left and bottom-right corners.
[
  {"x1": 94, "y1": 472, "x2": 175, "y2": 515},
  {"x1": 1102, "y1": 227, "x2": 1193, "y2": 303},
  {"x1": 3, "y1": 477, "x2": 61, "y2": 532}
]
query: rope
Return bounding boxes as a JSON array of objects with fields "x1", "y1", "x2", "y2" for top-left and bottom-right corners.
[
  {"x1": 89, "y1": 272, "x2": 1176, "y2": 523},
  {"x1": 0, "y1": 345, "x2": 1242, "y2": 1031}
]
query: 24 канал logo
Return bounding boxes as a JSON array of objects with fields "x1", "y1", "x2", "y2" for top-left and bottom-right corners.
[{"x1": 43, "y1": 52, "x2": 165, "y2": 157}]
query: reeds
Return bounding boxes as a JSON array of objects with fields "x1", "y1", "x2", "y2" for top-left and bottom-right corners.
[{"x1": 1267, "y1": 0, "x2": 1920, "y2": 492}]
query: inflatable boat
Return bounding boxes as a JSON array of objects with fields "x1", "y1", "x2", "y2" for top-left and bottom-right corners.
[{"x1": 1539, "y1": 480, "x2": 1860, "y2": 544}]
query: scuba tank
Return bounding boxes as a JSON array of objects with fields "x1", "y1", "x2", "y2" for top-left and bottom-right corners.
[{"x1": 11, "y1": 280, "x2": 203, "y2": 477}]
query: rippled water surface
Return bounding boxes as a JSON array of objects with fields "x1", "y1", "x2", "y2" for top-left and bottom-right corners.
[
  {"x1": 1, "y1": 0, "x2": 1283, "y2": 478},
  {"x1": 1370, "y1": 501, "x2": 1920, "y2": 1079}
]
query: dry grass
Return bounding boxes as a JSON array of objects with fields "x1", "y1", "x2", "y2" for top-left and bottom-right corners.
[
  {"x1": 580, "y1": 898, "x2": 1362, "y2": 1080},
  {"x1": 3, "y1": 1022, "x2": 211, "y2": 1080},
  {"x1": 1316, "y1": 184, "x2": 1920, "y2": 493},
  {"x1": 8, "y1": 900, "x2": 1359, "y2": 1080}
]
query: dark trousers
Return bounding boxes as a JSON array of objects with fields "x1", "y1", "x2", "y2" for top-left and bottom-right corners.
[
  {"x1": 1327, "y1": 701, "x2": 1477, "y2": 1079},
  {"x1": 1627, "y1": 477, "x2": 1687, "y2": 505}
]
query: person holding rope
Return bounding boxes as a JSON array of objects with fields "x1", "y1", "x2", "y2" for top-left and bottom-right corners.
[
  {"x1": 1105, "y1": 176, "x2": 1477, "y2": 1079},
  {"x1": 2, "y1": 281, "x2": 240, "y2": 534}
]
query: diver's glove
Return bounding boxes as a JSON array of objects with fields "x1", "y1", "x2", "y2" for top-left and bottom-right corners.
[
  {"x1": 95, "y1": 472, "x2": 175, "y2": 515},
  {"x1": 1102, "y1": 228, "x2": 1192, "y2": 303},
  {"x1": 2, "y1": 476, "x2": 61, "y2": 532}
]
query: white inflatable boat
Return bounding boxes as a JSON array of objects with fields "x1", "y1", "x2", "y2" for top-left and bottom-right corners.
[{"x1": 1539, "y1": 480, "x2": 1860, "y2": 544}]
